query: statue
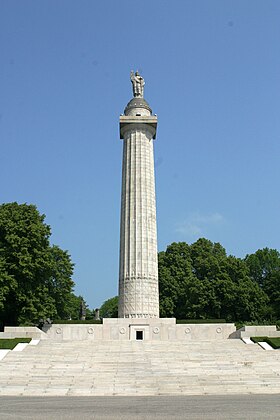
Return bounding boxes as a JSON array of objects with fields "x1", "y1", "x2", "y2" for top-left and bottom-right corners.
[
  {"x1": 94, "y1": 308, "x2": 100, "y2": 320},
  {"x1": 130, "y1": 70, "x2": 145, "y2": 98},
  {"x1": 79, "y1": 298, "x2": 86, "y2": 321}
]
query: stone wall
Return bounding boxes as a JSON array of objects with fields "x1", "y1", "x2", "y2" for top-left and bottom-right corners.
[
  {"x1": 42, "y1": 319, "x2": 236, "y2": 341},
  {"x1": 0, "y1": 326, "x2": 48, "y2": 339},
  {"x1": 231, "y1": 325, "x2": 280, "y2": 339}
]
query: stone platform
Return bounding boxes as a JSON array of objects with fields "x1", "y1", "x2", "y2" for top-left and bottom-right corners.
[
  {"x1": 0, "y1": 339, "x2": 280, "y2": 396},
  {"x1": 42, "y1": 320, "x2": 236, "y2": 341}
]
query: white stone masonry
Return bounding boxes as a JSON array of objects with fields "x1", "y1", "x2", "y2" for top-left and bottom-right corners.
[{"x1": 118, "y1": 99, "x2": 159, "y2": 318}]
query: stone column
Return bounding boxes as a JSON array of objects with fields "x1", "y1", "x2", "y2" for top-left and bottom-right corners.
[{"x1": 118, "y1": 93, "x2": 159, "y2": 319}]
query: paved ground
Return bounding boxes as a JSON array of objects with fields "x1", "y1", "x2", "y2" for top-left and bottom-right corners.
[
  {"x1": 0, "y1": 395, "x2": 280, "y2": 419},
  {"x1": 1, "y1": 339, "x2": 280, "y2": 396}
]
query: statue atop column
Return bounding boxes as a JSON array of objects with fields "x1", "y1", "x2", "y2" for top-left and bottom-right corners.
[{"x1": 130, "y1": 70, "x2": 145, "y2": 98}]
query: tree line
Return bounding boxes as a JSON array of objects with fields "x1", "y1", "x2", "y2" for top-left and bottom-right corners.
[
  {"x1": 1, "y1": 202, "x2": 279, "y2": 325},
  {"x1": 100, "y1": 239, "x2": 280, "y2": 322}
]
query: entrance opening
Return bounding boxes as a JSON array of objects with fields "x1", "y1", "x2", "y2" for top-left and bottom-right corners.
[
  {"x1": 136, "y1": 330, "x2": 143, "y2": 340},
  {"x1": 129, "y1": 325, "x2": 148, "y2": 341}
]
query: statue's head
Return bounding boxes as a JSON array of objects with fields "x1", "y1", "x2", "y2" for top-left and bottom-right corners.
[{"x1": 135, "y1": 71, "x2": 139, "y2": 76}]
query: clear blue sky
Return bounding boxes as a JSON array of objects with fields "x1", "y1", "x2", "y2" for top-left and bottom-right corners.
[{"x1": 1, "y1": 1, "x2": 280, "y2": 309}]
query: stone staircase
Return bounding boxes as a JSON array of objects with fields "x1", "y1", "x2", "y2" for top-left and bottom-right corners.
[{"x1": 0, "y1": 339, "x2": 280, "y2": 396}]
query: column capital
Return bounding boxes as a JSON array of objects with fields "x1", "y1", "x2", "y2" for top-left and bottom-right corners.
[{"x1": 119, "y1": 116, "x2": 157, "y2": 139}]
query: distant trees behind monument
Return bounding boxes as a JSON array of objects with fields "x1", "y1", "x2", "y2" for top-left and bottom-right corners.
[
  {"x1": 99, "y1": 296, "x2": 118, "y2": 318},
  {"x1": 99, "y1": 239, "x2": 280, "y2": 323},
  {"x1": 245, "y1": 248, "x2": 280, "y2": 320},
  {"x1": 0, "y1": 203, "x2": 84, "y2": 326},
  {"x1": 1, "y1": 202, "x2": 279, "y2": 325},
  {"x1": 158, "y1": 239, "x2": 280, "y2": 322}
]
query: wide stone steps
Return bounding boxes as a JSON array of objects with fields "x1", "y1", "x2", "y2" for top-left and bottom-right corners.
[{"x1": 0, "y1": 340, "x2": 280, "y2": 396}]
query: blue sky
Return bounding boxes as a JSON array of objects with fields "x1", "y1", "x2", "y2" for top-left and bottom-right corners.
[{"x1": 1, "y1": 1, "x2": 280, "y2": 309}]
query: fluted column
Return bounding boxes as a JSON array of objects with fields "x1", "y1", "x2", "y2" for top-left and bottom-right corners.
[{"x1": 118, "y1": 111, "x2": 159, "y2": 318}]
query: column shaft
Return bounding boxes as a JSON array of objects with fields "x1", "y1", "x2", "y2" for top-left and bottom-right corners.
[{"x1": 118, "y1": 126, "x2": 159, "y2": 318}]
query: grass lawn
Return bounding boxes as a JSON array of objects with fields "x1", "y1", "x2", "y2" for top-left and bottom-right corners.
[
  {"x1": 251, "y1": 336, "x2": 280, "y2": 349},
  {"x1": 0, "y1": 338, "x2": 31, "y2": 349}
]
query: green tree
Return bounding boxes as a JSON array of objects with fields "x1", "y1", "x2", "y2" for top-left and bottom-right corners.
[
  {"x1": 225, "y1": 256, "x2": 269, "y2": 321},
  {"x1": 245, "y1": 248, "x2": 280, "y2": 287},
  {"x1": 265, "y1": 271, "x2": 280, "y2": 318},
  {"x1": 159, "y1": 239, "x2": 269, "y2": 321},
  {"x1": 61, "y1": 293, "x2": 87, "y2": 321},
  {"x1": 158, "y1": 242, "x2": 194, "y2": 318},
  {"x1": 245, "y1": 248, "x2": 280, "y2": 318},
  {"x1": 0, "y1": 202, "x2": 75, "y2": 325},
  {"x1": 47, "y1": 245, "x2": 74, "y2": 319},
  {"x1": 99, "y1": 296, "x2": 118, "y2": 318}
]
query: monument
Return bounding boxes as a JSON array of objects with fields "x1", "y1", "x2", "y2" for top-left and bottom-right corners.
[
  {"x1": 118, "y1": 70, "x2": 159, "y2": 319},
  {"x1": 40, "y1": 72, "x2": 236, "y2": 341}
]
